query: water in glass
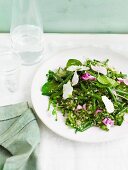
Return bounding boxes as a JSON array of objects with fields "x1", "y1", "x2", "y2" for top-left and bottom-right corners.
[{"x1": 11, "y1": 24, "x2": 43, "y2": 65}]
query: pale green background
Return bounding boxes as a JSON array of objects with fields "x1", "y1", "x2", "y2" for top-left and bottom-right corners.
[{"x1": 0, "y1": 0, "x2": 128, "y2": 33}]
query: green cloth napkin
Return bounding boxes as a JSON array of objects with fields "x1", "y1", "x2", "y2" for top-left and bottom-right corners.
[{"x1": 0, "y1": 102, "x2": 40, "y2": 170}]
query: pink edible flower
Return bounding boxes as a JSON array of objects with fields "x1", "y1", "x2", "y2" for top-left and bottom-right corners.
[
  {"x1": 117, "y1": 78, "x2": 128, "y2": 85},
  {"x1": 103, "y1": 118, "x2": 114, "y2": 129},
  {"x1": 95, "y1": 109, "x2": 102, "y2": 114},
  {"x1": 76, "y1": 105, "x2": 83, "y2": 110},
  {"x1": 83, "y1": 104, "x2": 86, "y2": 110},
  {"x1": 76, "y1": 104, "x2": 86, "y2": 111},
  {"x1": 124, "y1": 79, "x2": 128, "y2": 85},
  {"x1": 117, "y1": 78, "x2": 124, "y2": 83},
  {"x1": 81, "y1": 73, "x2": 96, "y2": 81}
]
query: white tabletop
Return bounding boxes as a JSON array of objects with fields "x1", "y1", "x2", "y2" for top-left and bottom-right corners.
[{"x1": 1, "y1": 33, "x2": 128, "y2": 170}]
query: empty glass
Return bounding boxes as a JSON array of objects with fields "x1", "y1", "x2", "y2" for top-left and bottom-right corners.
[
  {"x1": 0, "y1": 52, "x2": 21, "y2": 94},
  {"x1": 10, "y1": 0, "x2": 43, "y2": 65}
]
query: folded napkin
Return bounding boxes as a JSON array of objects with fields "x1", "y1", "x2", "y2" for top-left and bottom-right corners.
[{"x1": 0, "y1": 102, "x2": 40, "y2": 170}]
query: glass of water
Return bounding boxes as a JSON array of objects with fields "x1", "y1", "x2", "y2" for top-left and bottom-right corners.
[{"x1": 10, "y1": 0, "x2": 43, "y2": 65}]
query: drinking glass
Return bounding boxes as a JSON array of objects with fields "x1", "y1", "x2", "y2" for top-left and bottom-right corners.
[
  {"x1": 10, "y1": 0, "x2": 43, "y2": 65},
  {"x1": 0, "y1": 52, "x2": 21, "y2": 94}
]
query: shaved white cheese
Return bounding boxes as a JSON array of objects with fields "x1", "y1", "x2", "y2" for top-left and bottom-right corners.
[
  {"x1": 79, "y1": 66, "x2": 90, "y2": 71},
  {"x1": 91, "y1": 65, "x2": 107, "y2": 75},
  {"x1": 72, "y1": 71, "x2": 79, "y2": 86},
  {"x1": 67, "y1": 65, "x2": 89, "y2": 72},
  {"x1": 63, "y1": 81, "x2": 73, "y2": 99},
  {"x1": 102, "y1": 96, "x2": 114, "y2": 113}
]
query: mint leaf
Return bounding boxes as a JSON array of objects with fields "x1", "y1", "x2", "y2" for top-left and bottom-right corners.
[
  {"x1": 97, "y1": 75, "x2": 109, "y2": 85},
  {"x1": 66, "y1": 59, "x2": 82, "y2": 67},
  {"x1": 97, "y1": 75, "x2": 118, "y2": 87},
  {"x1": 41, "y1": 81, "x2": 58, "y2": 96}
]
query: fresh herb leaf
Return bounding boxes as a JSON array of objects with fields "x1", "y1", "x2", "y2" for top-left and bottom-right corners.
[
  {"x1": 41, "y1": 81, "x2": 59, "y2": 96},
  {"x1": 97, "y1": 75, "x2": 119, "y2": 87},
  {"x1": 66, "y1": 59, "x2": 82, "y2": 67}
]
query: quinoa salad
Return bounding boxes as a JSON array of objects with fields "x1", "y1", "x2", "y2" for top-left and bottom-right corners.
[{"x1": 41, "y1": 58, "x2": 128, "y2": 132}]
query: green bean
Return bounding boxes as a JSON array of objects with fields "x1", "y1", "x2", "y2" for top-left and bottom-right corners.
[
  {"x1": 76, "y1": 121, "x2": 93, "y2": 132},
  {"x1": 107, "y1": 87, "x2": 117, "y2": 103},
  {"x1": 116, "y1": 107, "x2": 128, "y2": 117},
  {"x1": 53, "y1": 72, "x2": 63, "y2": 82},
  {"x1": 57, "y1": 72, "x2": 74, "y2": 90}
]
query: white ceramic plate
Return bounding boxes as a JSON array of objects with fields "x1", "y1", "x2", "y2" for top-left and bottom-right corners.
[{"x1": 31, "y1": 47, "x2": 128, "y2": 143}]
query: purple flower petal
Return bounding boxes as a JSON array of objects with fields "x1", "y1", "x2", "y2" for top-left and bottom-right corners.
[
  {"x1": 95, "y1": 109, "x2": 102, "y2": 114},
  {"x1": 81, "y1": 73, "x2": 96, "y2": 81},
  {"x1": 103, "y1": 118, "x2": 114, "y2": 129},
  {"x1": 117, "y1": 78, "x2": 128, "y2": 85},
  {"x1": 117, "y1": 78, "x2": 124, "y2": 83}
]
